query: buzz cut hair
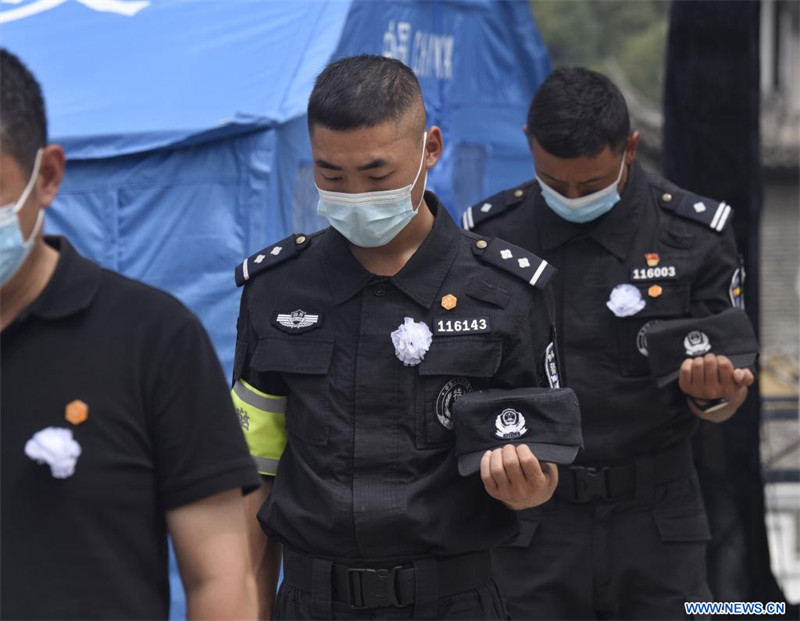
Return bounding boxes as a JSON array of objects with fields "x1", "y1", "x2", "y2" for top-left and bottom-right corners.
[
  {"x1": 308, "y1": 54, "x2": 425, "y2": 132},
  {"x1": 528, "y1": 66, "x2": 630, "y2": 158},
  {"x1": 0, "y1": 48, "x2": 48, "y2": 174}
]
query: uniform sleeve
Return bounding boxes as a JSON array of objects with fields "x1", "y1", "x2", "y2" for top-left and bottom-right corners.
[
  {"x1": 231, "y1": 286, "x2": 289, "y2": 476},
  {"x1": 689, "y1": 225, "x2": 744, "y2": 316},
  {"x1": 494, "y1": 283, "x2": 559, "y2": 390},
  {"x1": 150, "y1": 313, "x2": 261, "y2": 511}
]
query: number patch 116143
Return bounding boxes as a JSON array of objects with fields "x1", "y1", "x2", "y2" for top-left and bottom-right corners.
[{"x1": 433, "y1": 317, "x2": 492, "y2": 335}]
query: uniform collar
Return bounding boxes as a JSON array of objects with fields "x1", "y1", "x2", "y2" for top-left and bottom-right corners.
[
  {"x1": 26, "y1": 236, "x2": 102, "y2": 320},
  {"x1": 321, "y1": 191, "x2": 460, "y2": 308},
  {"x1": 538, "y1": 160, "x2": 645, "y2": 260}
]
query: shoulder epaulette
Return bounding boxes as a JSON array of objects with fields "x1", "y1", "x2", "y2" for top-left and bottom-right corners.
[
  {"x1": 234, "y1": 233, "x2": 313, "y2": 287},
  {"x1": 461, "y1": 181, "x2": 536, "y2": 231},
  {"x1": 467, "y1": 233, "x2": 557, "y2": 290},
  {"x1": 656, "y1": 187, "x2": 733, "y2": 233}
]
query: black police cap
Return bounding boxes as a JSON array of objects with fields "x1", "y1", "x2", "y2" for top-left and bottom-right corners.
[
  {"x1": 646, "y1": 308, "x2": 759, "y2": 388},
  {"x1": 453, "y1": 387, "x2": 583, "y2": 477}
]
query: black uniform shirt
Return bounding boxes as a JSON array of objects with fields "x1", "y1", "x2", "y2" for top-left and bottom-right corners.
[
  {"x1": 465, "y1": 162, "x2": 742, "y2": 465},
  {"x1": 1, "y1": 237, "x2": 260, "y2": 620},
  {"x1": 234, "y1": 193, "x2": 557, "y2": 561}
]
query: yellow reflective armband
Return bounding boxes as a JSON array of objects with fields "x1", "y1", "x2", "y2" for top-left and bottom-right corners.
[{"x1": 231, "y1": 379, "x2": 287, "y2": 475}]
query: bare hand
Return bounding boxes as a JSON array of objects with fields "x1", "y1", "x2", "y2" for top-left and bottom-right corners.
[
  {"x1": 480, "y1": 444, "x2": 558, "y2": 510},
  {"x1": 679, "y1": 353, "x2": 754, "y2": 421}
]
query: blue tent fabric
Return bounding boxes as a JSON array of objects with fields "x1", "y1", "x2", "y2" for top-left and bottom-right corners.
[
  {"x1": 1, "y1": 1, "x2": 550, "y2": 616},
  {"x1": 1, "y1": 0, "x2": 551, "y2": 378}
]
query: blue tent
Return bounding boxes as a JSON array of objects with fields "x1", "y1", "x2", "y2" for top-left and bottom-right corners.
[{"x1": 0, "y1": 0, "x2": 551, "y2": 379}]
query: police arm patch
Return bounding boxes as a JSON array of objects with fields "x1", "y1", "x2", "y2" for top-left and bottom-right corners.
[
  {"x1": 729, "y1": 263, "x2": 745, "y2": 309},
  {"x1": 544, "y1": 325, "x2": 561, "y2": 388}
]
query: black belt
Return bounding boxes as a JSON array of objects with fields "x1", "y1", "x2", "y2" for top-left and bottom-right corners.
[
  {"x1": 282, "y1": 547, "x2": 490, "y2": 609},
  {"x1": 556, "y1": 441, "x2": 694, "y2": 503}
]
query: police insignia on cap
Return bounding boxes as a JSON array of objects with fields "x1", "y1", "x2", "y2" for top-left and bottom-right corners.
[
  {"x1": 684, "y1": 330, "x2": 711, "y2": 356},
  {"x1": 436, "y1": 378, "x2": 472, "y2": 430},
  {"x1": 272, "y1": 309, "x2": 323, "y2": 334},
  {"x1": 494, "y1": 408, "x2": 528, "y2": 440}
]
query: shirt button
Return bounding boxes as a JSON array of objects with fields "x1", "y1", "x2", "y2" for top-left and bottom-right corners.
[
  {"x1": 661, "y1": 193, "x2": 672, "y2": 203},
  {"x1": 373, "y1": 284, "x2": 386, "y2": 296}
]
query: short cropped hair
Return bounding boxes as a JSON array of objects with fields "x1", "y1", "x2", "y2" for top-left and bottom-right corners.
[
  {"x1": 308, "y1": 54, "x2": 424, "y2": 132},
  {"x1": 0, "y1": 48, "x2": 47, "y2": 173},
  {"x1": 528, "y1": 66, "x2": 630, "y2": 158}
]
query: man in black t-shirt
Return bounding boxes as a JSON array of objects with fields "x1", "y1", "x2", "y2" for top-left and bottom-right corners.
[{"x1": 0, "y1": 48, "x2": 261, "y2": 620}]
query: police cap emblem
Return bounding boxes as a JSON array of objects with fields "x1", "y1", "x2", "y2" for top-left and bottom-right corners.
[
  {"x1": 493, "y1": 408, "x2": 528, "y2": 440},
  {"x1": 684, "y1": 330, "x2": 711, "y2": 356}
]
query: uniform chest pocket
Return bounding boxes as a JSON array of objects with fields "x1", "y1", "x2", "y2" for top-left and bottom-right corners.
[
  {"x1": 415, "y1": 338, "x2": 503, "y2": 448},
  {"x1": 616, "y1": 282, "x2": 691, "y2": 377},
  {"x1": 250, "y1": 336, "x2": 333, "y2": 446}
]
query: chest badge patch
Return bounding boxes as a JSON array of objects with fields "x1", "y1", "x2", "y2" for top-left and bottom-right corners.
[
  {"x1": 436, "y1": 377, "x2": 473, "y2": 430},
  {"x1": 648, "y1": 284, "x2": 663, "y2": 298},
  {"x1": 494, "y1": 408, "x2": 528, "y2": 440},
  {"x1": 272, "y1": 309, "x2": 322, "y2": 334},
  {"x1": 645, "y1": 253, "x2": 660, "y2": 267},
  {"x1": 684, "y1": 330, "x2": 712, "y2": 356}
]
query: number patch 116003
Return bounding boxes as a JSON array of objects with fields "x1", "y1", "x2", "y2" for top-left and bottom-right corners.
[
  {"x1": 433, "y1": 317, "x2": 492, "y2": 335},
  {"x1": 630, "y1": 265, "x2": 678, "y2": 281}
]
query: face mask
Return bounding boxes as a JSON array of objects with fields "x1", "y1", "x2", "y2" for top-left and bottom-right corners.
[
  {"x1": 317, "y1": 132, "x2": 428, "y2": 248},
  {"x1": 537, "y1": 151, "x2": 627, "y2": 223},
  {"x1": 0, "y1": 149, "x2": 44, "y2": 287}
]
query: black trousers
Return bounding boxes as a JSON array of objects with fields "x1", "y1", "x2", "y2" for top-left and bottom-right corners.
[
  {"x1": 493, "y1": 472, "x2": 713, "y2": 620},
  {"x1": 274, "y1": 579, "x2": 508, "y2": 620}
]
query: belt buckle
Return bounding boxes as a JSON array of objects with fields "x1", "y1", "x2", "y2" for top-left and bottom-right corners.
[
  {"x1": 346, "y1": 566, "x2": 403, "y2": 609},
  {"x1": 572, "y1": 466, "x2": 611, "y2": 502}
]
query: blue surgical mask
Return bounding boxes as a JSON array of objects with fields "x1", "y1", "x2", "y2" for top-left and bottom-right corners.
[
  {"x1": 316, "y1": 133, "x2": 428, "y2": 248},
  {"x1": 0, "y1": 149, "x2": 44, "y2": 287},
  {"x1": 537, "y1": 152, "x2": 627, "y2": 223}
]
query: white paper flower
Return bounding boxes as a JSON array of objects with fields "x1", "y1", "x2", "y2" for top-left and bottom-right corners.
[
  {"x1": 606, "y1": 283, "x2": 646, "y2": 317},
  {"x1": 25, "y1": 427, "x2": 82, "y2": 479},
  {"x1": 391, "y1": 317, "x2": 433, "y2": 366}
]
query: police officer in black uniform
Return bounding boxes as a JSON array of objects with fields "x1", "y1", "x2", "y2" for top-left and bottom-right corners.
[
  {"x1": 233, "y1": 55, "x2": 562, "y2": 620},
  {"x1": 464, "y1": 67, "x2": 754, "y2": 620}
]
